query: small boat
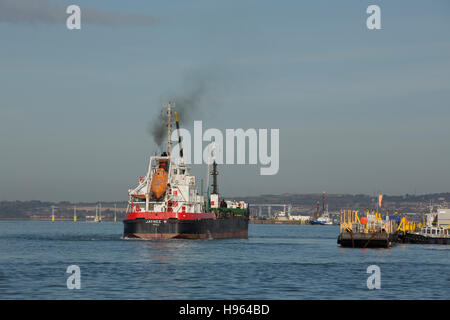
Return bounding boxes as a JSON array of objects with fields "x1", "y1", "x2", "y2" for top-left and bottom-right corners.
[
  {"x1": 311, "y1": 200, "x2": 333, "y2": 225},
  {"x1": 311, "y1": 216, "x2": 333, "y2": 225},
  {"x1": 399, "y1": 226, "x2": 449, "y2": 245}
]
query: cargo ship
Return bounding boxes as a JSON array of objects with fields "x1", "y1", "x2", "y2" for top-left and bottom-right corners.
[{"x1": 123, "y1": 102, "x2": 249, "y2": 239}]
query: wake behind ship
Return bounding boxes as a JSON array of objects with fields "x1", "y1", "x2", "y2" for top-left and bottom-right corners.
[{"x1": 123, "y1": 102, "x2": 249, "y2": 239}]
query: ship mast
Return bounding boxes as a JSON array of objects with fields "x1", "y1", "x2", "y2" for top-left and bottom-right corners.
[
  {"x1": 205, "y1": 141, "x2": 216, "y2": 198},
  {"x1": 166, "y1": 102, "x2": 174, "y2": 157},
  {"x1": 321, "y1": 192, "x2": 325, "y2": 217}
]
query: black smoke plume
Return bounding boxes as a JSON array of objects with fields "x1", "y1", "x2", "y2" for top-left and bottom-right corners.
[{"x1": 149, "y1": 73, "x2": 215, "y2": 147}]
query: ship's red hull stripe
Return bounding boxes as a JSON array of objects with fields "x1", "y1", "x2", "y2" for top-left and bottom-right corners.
[{"x1": 125, "y1": 211, "x2": 215, "y2": 221}]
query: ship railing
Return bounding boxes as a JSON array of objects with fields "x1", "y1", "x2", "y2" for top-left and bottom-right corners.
[{"x1": 127, "y1": 201, "x2": 146, "y2": 213}]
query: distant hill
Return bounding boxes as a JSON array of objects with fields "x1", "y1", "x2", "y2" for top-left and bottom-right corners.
[
  {"x1": 1, "y1": 193, "x2": 449, "y2": 219},
  {"x1": 0, "y1": 200, "x2": 128, "y2": 220},
  {"x1": 235, "y1": 192, "x2": 450, "y2": 215}
]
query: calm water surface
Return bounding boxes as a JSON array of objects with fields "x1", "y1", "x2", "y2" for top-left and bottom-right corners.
[{"x1": 0, "y1": 221, "x2": 448, "y2": 299}]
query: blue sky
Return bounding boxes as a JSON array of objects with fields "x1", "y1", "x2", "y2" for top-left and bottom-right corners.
[{"x1": 1, "y1": 0, "x2": 449, "y2": 201}]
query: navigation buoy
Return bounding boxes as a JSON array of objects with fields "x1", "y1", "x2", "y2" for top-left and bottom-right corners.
[{"x1": 360, "y1": 217, "x2": 368, "y2": 225}]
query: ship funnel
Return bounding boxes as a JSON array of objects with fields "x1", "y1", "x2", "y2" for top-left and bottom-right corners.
[{"x1": 211, "y1": 161, "x2": 218, "y2": 195}]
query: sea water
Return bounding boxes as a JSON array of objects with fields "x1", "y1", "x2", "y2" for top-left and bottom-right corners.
[{"x1": 0, "y1": 221, "x2": 448, "y2": 299}]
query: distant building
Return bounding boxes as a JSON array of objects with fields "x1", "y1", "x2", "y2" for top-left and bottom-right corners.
[
  {"x1": 289, "y1": 215, "x2": 311, "y2": 223},
  {"x1": 437, "y1": 208, "x2": 450, "y2": 227}
]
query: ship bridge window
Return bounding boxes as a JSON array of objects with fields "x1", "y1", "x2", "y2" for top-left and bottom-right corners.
[
  {"x1": 180, "y1": 169, "x2": 185, "y2": 175},
  {"x1": 173, "y1": 169, "x2": 177, "y2": 175}
]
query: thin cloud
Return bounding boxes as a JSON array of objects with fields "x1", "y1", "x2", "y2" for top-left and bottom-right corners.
[{"x1": 0, "y1": 0, "x2": 157, "y2": 26}]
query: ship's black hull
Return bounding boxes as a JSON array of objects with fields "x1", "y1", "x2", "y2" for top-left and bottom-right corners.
[
  {"x1": 337, "y1": 232, "x2": 398, "y2": 248},
  {"x1": 398, "y1": 233, "x2": 449, "y2": 245},
  {"x1": 123, "y1": 217, "x2": 249, "y2": 239}
]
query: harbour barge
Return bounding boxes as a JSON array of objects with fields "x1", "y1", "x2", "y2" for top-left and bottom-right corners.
[
  {"x1": 337, "y1": 210, "x2": 398, "y2": 248},
  {"x1": 123, "y1": 102, "x2": 249, "y2": 239}
]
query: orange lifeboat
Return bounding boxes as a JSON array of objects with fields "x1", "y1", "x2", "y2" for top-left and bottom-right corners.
[{"x1": 151, "y1": 162, "x2": 168, "y2": 199}]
